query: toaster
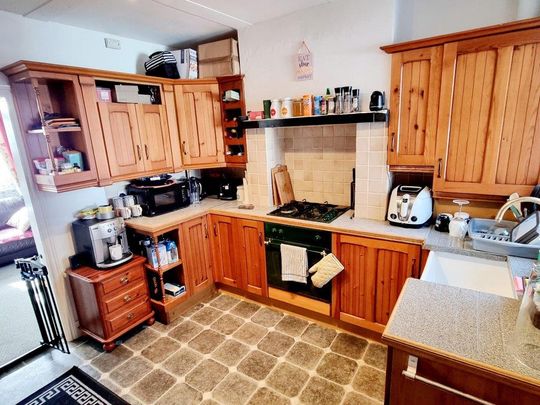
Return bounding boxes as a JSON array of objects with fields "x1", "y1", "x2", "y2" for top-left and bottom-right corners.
[{"x1": 387, "y1": 185, "x2": 433, "y2": 228}]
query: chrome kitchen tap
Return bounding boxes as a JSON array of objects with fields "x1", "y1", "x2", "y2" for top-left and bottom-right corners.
[{"x1": 495, "y1": 197, "x2": 540, "y2": 222}]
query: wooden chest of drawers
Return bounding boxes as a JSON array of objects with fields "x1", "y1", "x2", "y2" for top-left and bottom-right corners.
[{"x1": 67, "y1": 255, "x2": 154, "y2": 351}]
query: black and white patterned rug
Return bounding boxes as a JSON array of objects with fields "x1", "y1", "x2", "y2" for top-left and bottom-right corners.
[{"x1": 16, "y1": 366, "x2": 129, "y2": 405}]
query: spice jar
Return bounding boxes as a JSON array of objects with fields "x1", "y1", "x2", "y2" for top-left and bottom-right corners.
[
  {"x1": 281, "y1": 97, "x2": 293, "y2": 118},
  {"x1": 270, "y1": 99, "x2": 281, "y2": 119},
  {"x1": 293, "y1": 99, "x2": 303, "y2": 116}
]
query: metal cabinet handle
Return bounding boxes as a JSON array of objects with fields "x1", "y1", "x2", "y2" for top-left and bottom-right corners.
[
  {"x1": 258, "y1": 232, "x2": 263, "y2": 246},
  {"x1": 120, "y1": 275, "x2": 129, "y2": 285},
  {"x1": 127, "y1": 312, "x2": 135, "y2": 320},
  {"x1": 390, "y1": 132, "x2": 395, "y2": 152},
  {"x1": 136, "y1": 145, "x2": 142, "y2": 161},
  {"x1": 144, "y1": 144, "x2": 149, "y2": 159},
  {"x1": 437, "y1": 158, "x2": 443, "y2": 178},
  {"x1": 213, "y1": 223, "x2": 218, "y2": 237},
  {"x1": 181, "y1": 141, "x2": 187, "y2": 155},
  {"x1": 123, "y1": 294, "x2": 132, "y2": 303},
  {"x1": 402, "y1": 356, "x2": 494, "y2": 405}
]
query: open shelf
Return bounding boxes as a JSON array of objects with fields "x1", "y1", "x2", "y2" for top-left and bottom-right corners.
[
  {"x1": 239, "y1": 110, "x2": 389, "y2": 129},
  {"x1": 144, "y1": 260, "x2": 182, "y2": 275},
  {"x1": 28, "y1": 127, "x2": 82, "y2": 134}
]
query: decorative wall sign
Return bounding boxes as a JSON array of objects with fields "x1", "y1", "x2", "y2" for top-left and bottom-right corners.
[{"x1": 296, "y1": 41, "x2": 313, "y2": 81}]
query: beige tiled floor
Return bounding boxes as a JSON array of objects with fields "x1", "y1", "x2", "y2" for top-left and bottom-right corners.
[{"x1": 6, "y1": 292, "x2": 387, "y2": 404}]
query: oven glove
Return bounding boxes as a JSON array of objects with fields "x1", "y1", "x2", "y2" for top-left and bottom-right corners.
[{"x1": 308, "y1": 253, "x2": 344, "y2": 288}]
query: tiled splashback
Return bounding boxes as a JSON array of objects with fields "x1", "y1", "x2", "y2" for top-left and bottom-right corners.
[{"x1": 245, "y1": 122, "x2": 391, "y2": 221}]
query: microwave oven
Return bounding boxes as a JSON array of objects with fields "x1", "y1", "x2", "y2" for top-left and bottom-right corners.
[{"x1": 126, "y1": 180, "x2": 190, "y2": 216}]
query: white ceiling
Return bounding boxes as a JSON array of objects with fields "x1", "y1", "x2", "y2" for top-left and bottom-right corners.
[{"x1": 0, "y1": 0, "x2": 334, "y2": 46}]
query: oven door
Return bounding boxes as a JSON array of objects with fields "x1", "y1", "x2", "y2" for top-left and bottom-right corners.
[{"x1": 265, "y1": 241, "x2": 332, "y2": 303}]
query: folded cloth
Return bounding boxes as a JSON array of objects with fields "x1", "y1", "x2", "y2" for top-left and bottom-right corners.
[
  {"x1": 308, "y1": 253, "x2": 344, "y2": 288},
  {"x1": 280, "y1": 243, "x2": 308, "y2": 284}
]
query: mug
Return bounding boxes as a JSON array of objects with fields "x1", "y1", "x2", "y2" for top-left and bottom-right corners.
[
  {"x1": 109, "y1": 244, "x2": 123, "y2": 261},
  {"x1": 449, "y1": 217, "x2": 468, "y2": 239},
  {"x1": 123, "y1": 195, "x2": 135, "y2": 207},
  {"x1": 116, "y1": 206, "x2": 132, "y2": 219},
  {"x1": 131, "y1": 204, "x2": 143, "y2": 217},
  {"x1": 111, "y1": 197, "x2": 124, "y2": 210},
  {"x1": 98, "y1": 204, "x2": 113, "y2": 214}
]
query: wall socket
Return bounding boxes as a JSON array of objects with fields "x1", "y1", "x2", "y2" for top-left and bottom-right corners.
[{"x1": 104, "y1": 38, "x2": 121, "y2": 50}]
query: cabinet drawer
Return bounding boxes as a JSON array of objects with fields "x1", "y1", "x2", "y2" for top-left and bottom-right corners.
[
  {"x1": 100, "y1": 267, "x2": 143, "y2": 296},
  {"x1": 106, "y1": 297, "x2": 150, "y2": 334},
  {"x1": 103, "y1": 281, "x2": 147, "y2": 315}
]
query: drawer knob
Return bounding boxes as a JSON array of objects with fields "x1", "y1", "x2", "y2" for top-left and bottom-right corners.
[
  {"x1": 127, "y1": 312, "x2": 135, "y2": 320},
  {"x1": 120, "y1": 276, "x2": 129, "y2": 285},
  {"x1": 123, "y1": 294, "x2": 132, "y2": 302}
]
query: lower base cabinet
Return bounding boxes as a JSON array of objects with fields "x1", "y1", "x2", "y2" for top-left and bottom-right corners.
[
  {"x1": 210, "y1": 215, "x2": 267, "y2": 296},
  {"x1": 67, "y1": 256, "x2": 155, "y2": 351},
  {"x1": 180, "y1": 215, "x2": 213, "y2": 295},
  {"x1": 385, "y1": 347, "x2": 540, "y2": 404},
  {"x1": 332, "y1": 234, "x2": 421, "y2": 332}
]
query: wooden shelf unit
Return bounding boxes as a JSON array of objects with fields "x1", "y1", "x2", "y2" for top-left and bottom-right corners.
[
  {"x1": 218, "y1": 75, "x2": 247, "y2": 165},
  {"x1": 144, "y1": 260, "x2": 183, "y2": 275},
  {"x1": 9, "y1": 71, "x2": 99, "y2": 192}
]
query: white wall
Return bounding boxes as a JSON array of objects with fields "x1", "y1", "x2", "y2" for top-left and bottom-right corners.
[
  {"x1": 0, "y1": 11, "x2": 168, "y2": 339},
  {"x1": 0, "y1": 11, "x2": 167, "y2": 84},
  {"x1": 394, "y1": 0, "x2": 539, "y2": 42},
  {"x1": 238, "y1": 0, "x2": 395, "y2": 112}
]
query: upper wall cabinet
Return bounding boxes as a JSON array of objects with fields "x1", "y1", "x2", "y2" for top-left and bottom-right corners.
[
  {"x1": 388, "y1": 47, "x2": 442, "y2": 169},
  {"x1": 434, "y1": 29, "x2": 540, "y2": 196},
  {"x1": 175, "y1": 83, "x2": 225, "y2": 167}
]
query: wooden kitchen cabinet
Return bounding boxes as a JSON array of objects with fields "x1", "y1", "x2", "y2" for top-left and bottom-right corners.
[
  {"x1": 98, "y1": 102, "x2": 173, "y2": 180},
  {"x1": 175, "y1": 83, "x2": 225, "y2": 167},
  {"x1": 385, "y1": 347, "x2": 540, "y2": 404},
  {"x1": 332, "y1": 234, "x2": 421, "y2": 332},
  {"x1": 387, "y1": 46, "x2": 442, "y2": 169},
  {"x1": 180, "y1": 215, "x2": 213, "y2": 294},
  {"x1": 235, "y1": 219, "x2": 267, "y2": 296},
  {"x1": 210, "y1": 215, "x2": 267, "y2": 297},
  {"x1": 210, "y1": 215, "x2": 241, "y2": 288},
  {"x1": 433, "y1": 29, "x2": 540, "y2": 197}
]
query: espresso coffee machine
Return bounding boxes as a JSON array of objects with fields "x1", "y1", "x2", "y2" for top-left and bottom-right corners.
[{"x1": 72, "y1": 217, "x2": 132, "y2": 269}]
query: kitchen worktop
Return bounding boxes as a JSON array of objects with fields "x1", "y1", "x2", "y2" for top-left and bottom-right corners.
[
  {"x1": 383, "y1": 278, "x2": 540, "y2": 388},
  {"x1": 125, "y1": 198, "x2": 431, "y2": 243}
]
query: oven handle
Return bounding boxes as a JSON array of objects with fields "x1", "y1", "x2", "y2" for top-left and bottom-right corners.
[{"x1": 264, "y1": 238, "x2": 327, "y2": 256}]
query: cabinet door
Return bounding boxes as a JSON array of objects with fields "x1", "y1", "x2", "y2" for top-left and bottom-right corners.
[
  {"x1": 235, "y1": 219, "x2": 267, "y2": 296},
  {"x1": 175, "y1": 84, "x2": 225, "y2": 166},
  {"x1": 97, "y1": 103, "x2": 145, "y2": 178},
  {"x1": 388, "y1": 46, "x2": 442, "y2": 167},
  {"x1": 136, "y1": 104, "x2": 173, "y2": 173},
  {"x1": 209, "y1": 215, "x2": 241, "y2": 288},
  {"x1": 333, "y1": 234, "x2": 420, "y2": 331},
  {"x1": 180, "y1": 216, "x2": 213, "y2": 295},
  {"x1": 434, "y1": 30, "x2": 540, "y2": 196}
]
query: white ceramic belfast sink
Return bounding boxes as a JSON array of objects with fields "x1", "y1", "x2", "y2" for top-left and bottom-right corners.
[{"x1": 421, "y1": 251, "x2": 516, "y2": 299}]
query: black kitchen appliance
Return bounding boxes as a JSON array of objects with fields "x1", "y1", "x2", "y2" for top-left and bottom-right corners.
[
  {"x1": 218, "y1": 179, "x2": 238, "y2": 200},
  {"x1": 268, "y1": 200, "x2": 349, "y2": 223},
  {"x1": 369, "y1": 91, "x2": 385, "y2": 111},
  {"x1": 126, "y1": 179, "x2": 190, "y2": 217},
  {"x1": 265, "y1": 223, "x2": 332, "y2": 303},
  {"x1": 434, "y1": 213, "x2": 452, "y2": 232}
]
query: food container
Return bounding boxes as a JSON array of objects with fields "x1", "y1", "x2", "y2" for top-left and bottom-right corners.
[
  {"x1": 270, "y1": 99, "x2": 281, "y2": 119},
  {"x1": 281, "y1": 97, "x2": 293, "y2": 118},
  {"x1": 96, "y1": 87, "x2": 112, "y2": 102},
  {"x1": 302, "y1": 95, "x2": 313, "y2": 116},
  {"x1": 314, "y1": 96, "x2": 322, "y2": 115},
  {"x1": 293, "y1": 99, "x2": 303, "y2": 117}
]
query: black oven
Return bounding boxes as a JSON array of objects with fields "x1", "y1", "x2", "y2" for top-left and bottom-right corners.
[
  {"x1": 265, "y1": 222, "x2": 332, "y2": 303},
  {"x1": 126, "y1": 180, "x2": 190, "y2": 216}
]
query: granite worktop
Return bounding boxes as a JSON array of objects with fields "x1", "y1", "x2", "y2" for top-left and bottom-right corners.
[
  {"x1": 126, "y1": 198, "x2": 430, "y2": 243},
  {"x1": 383, "y1": 278, "x2": 540, "y2": 387}
]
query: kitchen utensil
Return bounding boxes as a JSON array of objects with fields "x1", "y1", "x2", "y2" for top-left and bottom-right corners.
[
  {"x1": 189, "y1": 176, "x2": 203, "y2": 204},
  {"x1": 452, "y1": 199, "x2": 470, "y2": 219},
  {"x1": 130, "y1": 204, "x2": 143, "y2": 217},
  {"x1": 111, "y1": 196, "x2": 124, "y2": 210},
  {"x1": 108, "y1": 244, "x2": 123, "y2": 261},
  {"x1": 116, "y1": 206, "x2": 132, "y2": 219},
  {"x1": 236, "y1": 186, "x2": 244, "y2": 203},
  {"x1": 271, "y1": 165, "x2": 287, "y2": 205},
  {"x1": 511, "y1": 211, "x2": 540, "y2": 244},
  {"x1": 434, "y1": 213, "x2": 453, "y2": 232},
  {"x1": 387, "y1": 185, "x2": 432, "y2": 227},
  {"x1": 218, "y1": 178, "x2": 238, "y2": 200},
  {"x1": 123, "y1": 194, "x2": 135, "y2": 207},
  {"x1": 449, "y1": 216, "x2": 468, "y2": 239},
  {"x1": 350, "y1": 168, "x2": 355, "y2": 209},
  {"x1": 275, "y1": 170, "x2": 295, "y2": 204},
  {"x1": 369, "y1": 91, "x2": 385, "y2": 111}
]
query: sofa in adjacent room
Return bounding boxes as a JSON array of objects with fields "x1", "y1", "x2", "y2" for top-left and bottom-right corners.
[{"x1": 0, "y1": 195, "x2": 37, "y2": 267}]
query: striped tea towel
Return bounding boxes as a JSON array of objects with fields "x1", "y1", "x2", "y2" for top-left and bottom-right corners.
[
  {"x1": 308, "y1": 253, "x2": 344, "y2": 288},
  {"x1": 280, "y1": 243, "x2": 308, "y2": 284}
]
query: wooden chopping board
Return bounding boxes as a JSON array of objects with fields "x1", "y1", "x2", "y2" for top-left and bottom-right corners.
[
  {"x1": 271, "y1": 165, "x2": 287, "y2": 205},
  {"x1": 274, "y1": 170, "x2": 295, "y2": 204}
]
